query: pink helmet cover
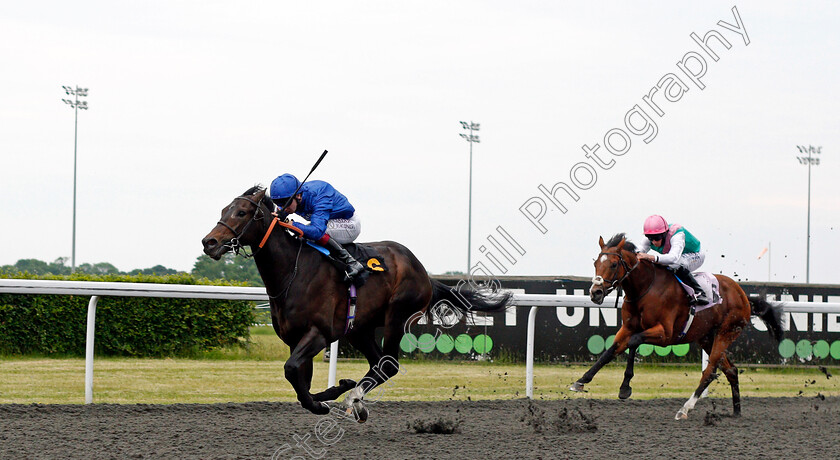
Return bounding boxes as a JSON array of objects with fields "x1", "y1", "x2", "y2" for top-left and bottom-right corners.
[{"x1": 643, "y1": 215, "x2": 668, "y2": 235}]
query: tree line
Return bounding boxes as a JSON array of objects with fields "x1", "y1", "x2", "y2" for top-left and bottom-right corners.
[{"x1": 1, "y1": 255, "x2": 264, "y2": 286}]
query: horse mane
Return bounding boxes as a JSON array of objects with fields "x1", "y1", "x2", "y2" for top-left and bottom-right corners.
[
  {"x1": 243, "y1": 185, "x2": 264, "y2": 196},
  {"x1": 605, "y1": 233, "x2": 637, "y2": 253},
  {"x1": 241, "y1": 184, "x2": 275, "y2": 209}
]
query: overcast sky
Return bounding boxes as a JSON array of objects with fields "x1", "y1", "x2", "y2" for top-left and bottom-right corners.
[{"x1": 1, "y1": 1, "x2": 838, "y2": 284}]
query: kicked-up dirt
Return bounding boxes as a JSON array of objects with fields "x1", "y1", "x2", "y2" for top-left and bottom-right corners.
[{"x1": 1, "y1": 396, "x2": 837, "y2": 459}]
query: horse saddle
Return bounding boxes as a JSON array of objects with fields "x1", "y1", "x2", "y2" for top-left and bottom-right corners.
[
  {"x1": 343, "y1": 243, "x2": 388, "y2": 273},
  {"x1": 305, "y1": 241, "x2": 388, "y2": 279},
  {"x1": 674, "y1": 272, "x2": 722, "y2": 312}
]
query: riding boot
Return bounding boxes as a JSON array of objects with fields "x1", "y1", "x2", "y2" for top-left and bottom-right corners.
[
  {"x1": 674, "y1": 266, "x2": 709, "y2": 306},
  {"x1": 325, "y1": 238, "x2": 365, "y2": 282}
]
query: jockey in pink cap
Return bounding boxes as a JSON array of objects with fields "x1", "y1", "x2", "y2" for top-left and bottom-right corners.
[{"x1": 636, "y1": 215, "x2": 709, "y2": 305}]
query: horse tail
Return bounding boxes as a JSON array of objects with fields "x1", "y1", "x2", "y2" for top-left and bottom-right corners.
[
  {"x1": 749, "y1": 296, "x2": 784, "y2": 343},
  {"x1": 429, "y1": 279, "x2": 512, "y2": 319}
]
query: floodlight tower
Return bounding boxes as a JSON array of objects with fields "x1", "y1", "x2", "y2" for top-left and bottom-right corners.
[
  {"x1": 795, "y1": 145, "x2": 821, "y2": 283},
  {"x1": 62, "y1": 85, "x2": 89, "y2": 273},
  {"x1": 459, "y1": 121, "x2": 480, "y2": 273}
]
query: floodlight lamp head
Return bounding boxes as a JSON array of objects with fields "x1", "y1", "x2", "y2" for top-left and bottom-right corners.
[
  {"x1": 459, "y1": 133, "x2": 469, "y2": 139},
  {"x1": 472, "y1": 123, "x2": 480, "y2": 131},
  {"x1": 459, "y1": 121, "x2": 469, "y2": 129}
]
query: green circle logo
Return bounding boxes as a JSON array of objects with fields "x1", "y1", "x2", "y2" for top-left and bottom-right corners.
[
  {"x1": 796, "y1": 340, "x2": 813, "y2": 359},
  {"x1": 473, "y1": 334, "x2": 493, "y2": 354},
  {"x1": 605, "y1": 335, "x2": 615, "y2": 349},
  {"x1": 454, "y1": 334, "x2": 473, "y2": 354},
  {"x1": 831, "y1": 341, "x2": 840, "y2": 360},
  {"x1": 587, "y1": 335, "x2": 605, "y2": 354},
  {"x1": 813, "y1": 340, "x2": 830, "y2": 359},
  {"x1": 654, "y1": 345, "x2": 671, "y2": 356},
  {"x1": 638, "y1": 344, "x2": 654, "y2": 357},
  {"x1": 436, "y1": 334, "x2": 455, "y2": 353},
  {"x1": 400, "y1": 333, "x2": 418, "y2": 353},
  {"x1": 672, "y1": 343, "x2": 690, "y2": 357},
  {"x1": 417, "y1": 333, "x2": 436, "y2": 353},
  {"x1": 778, "y1": 339, "x2": 795, "y2": 358}
]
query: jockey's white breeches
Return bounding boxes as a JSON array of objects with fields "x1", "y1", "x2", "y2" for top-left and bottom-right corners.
[
  {"x1": 326, "y1": 212, "x2": 361, "y2": 244},
  {"x1": 668, "y1": 251, "x2": 705, "y2": 272}
]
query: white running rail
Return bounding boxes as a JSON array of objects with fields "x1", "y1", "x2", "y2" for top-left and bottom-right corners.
[{"x1": 2, "y1": 280, "x2": 838, "y2": 402}]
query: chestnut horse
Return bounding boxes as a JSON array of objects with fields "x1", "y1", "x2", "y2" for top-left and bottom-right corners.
[
  {"x1": 570, "y1": 234, "x2": 783, "y2": 420},
  {"x1": 202, "y1": 186, "x2": 510, "y2": 419}
]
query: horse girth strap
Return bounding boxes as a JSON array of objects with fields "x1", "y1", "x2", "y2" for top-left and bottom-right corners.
[{"x1": 258, "y1": 217, "x2": 304, "y2": 248}]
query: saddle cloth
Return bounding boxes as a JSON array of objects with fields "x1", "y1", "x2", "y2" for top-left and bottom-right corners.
[
  {"x1": 305, "y1": 241, "x2": 388, "y2": 273},
  {"x1": 676, "y1": 272, "x2": 722, "y2": 311},
  {"x1": 343, "y1": 243, "x2": 388, "y2": 273}
]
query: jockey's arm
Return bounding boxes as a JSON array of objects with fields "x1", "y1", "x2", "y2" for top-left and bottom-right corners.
[
  {"x1": 654, "y1": 232, "x2": 686, "y2": 265},
  {"x1": 292, "y1": 198, "x2": 332, "y2": 241}
]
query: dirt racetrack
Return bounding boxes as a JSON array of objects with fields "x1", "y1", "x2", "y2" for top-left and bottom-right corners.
[{"x1": 1, "y1": 396, "x2": 837, "y2": 459}]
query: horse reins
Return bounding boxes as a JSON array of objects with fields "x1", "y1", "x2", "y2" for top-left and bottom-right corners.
[
  {"x1": 623, "y1": 262, "x2": 657, "y2": 303},
  {"x1": 217, "y1": 195, "x2": 304, "y2": 258},
  {"x1": 218, "y1": 193, "x2": 308, "y2": 300},
  {"x1": 269, "y1": 238, "x2": 304, "y2": 301},
  {"x1": 592, "y1": 251, "x2": 659, "y2": 304}
]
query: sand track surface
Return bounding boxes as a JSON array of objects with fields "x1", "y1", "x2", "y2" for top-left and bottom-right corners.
[{"x1": 1, "y1": 397, "x2": 837, "y2": 459}]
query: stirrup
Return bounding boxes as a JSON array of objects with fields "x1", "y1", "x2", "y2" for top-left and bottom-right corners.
[
  {"x1": 344, "y1": 262, "x2": 364, "y2": 282},
  {"x1": 692, "y1": 293, "x2": 710, "y2": 306}
]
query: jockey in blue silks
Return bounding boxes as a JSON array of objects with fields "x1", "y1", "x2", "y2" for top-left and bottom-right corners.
[{"x1": 268, "y1": 173, "x2": 364, "y2": 281}]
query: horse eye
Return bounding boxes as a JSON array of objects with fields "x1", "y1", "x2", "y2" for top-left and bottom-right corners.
[
  {"x1": 611, "y1": 262, "x2": 618, "y2": 269},
  {"x1": 237, "y1": 210, "x2": 246, "y2": 217}
]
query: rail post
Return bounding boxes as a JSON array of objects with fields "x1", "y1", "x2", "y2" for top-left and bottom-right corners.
[{"x1": 84, "y1": 295, "x2": 99, "y2": 404}]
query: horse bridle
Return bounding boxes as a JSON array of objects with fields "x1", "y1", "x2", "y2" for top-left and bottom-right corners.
[
  {"x1": 591, "y1": 250, "x2": 640, "y2": 297},
  {"x1": 217, "y1": 194, "x2": 306, "y2": 300},
  {"x1": 215, "y1": 196, "x2": 268, "y2": 258}
]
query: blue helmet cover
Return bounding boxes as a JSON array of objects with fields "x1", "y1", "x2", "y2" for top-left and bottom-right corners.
[{"x1": 269, "y1": 174, "x2": 301, "y2": 200}]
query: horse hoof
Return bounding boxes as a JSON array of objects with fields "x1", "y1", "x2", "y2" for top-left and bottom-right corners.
[
  {"x1": 675, "y1": 410, "x2": 688, "y2": 420},
  {"x1": 338, "y1": 379, "x2": 357, "y2": 388},
  {"x1": 311, "y1": 401, "x2": 330, "y2": 415},
  {"x1": 569, "y1": 382, "x2": 585, "y2": 392},
  {"x1": 618, "y1": 387, "x2": 632, "y2": 400},
  {"x1": 344, "y1": 400, "x2": 368, "y2": 423},
  {"x1": 353, "y1": 400, "x2": 368, "y2": 423}
]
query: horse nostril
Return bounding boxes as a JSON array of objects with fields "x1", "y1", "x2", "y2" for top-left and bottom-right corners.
[{"x1": 203, "y1": 238, "x2": 217, "y2": 249}]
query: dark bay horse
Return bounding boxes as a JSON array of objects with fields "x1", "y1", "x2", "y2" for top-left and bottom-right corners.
[
  {"x1": 201, "y1": 186, "x2": 510, "y2": 419},
  {"x1": 570, "y1": 234, "x2": 783, "y2": 420}
]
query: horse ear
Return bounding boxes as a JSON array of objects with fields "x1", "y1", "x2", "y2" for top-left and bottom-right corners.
[
  {"x1": 617, "y1": 236, "x2": 626, "y2": 250},
  {"x1": 598, "y1": 236, "x2": 605, "y2": 249},
  {"x1": 255, "y1": 188, "x2": 270, "y2": 206}
]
